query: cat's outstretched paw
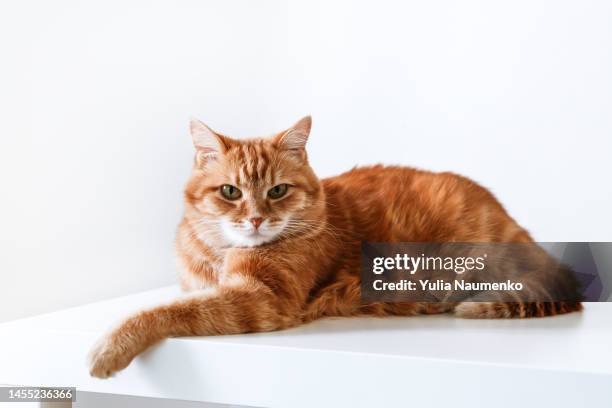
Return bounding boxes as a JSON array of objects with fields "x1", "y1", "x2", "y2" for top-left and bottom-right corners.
[{"x1": 87, "y1": 334, "x2": 134, "y2": 379}]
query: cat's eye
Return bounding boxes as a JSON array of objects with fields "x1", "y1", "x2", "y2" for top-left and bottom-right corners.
[
  {"x1": 267, "y1": 184, "x2": 289, "y2": 199},
  {"x1": 220, "y1": 184, "x2": 242, "y2": 200}
]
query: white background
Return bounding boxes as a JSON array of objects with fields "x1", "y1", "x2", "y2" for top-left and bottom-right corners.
[{"x1": 1, "y1": 0, "x2": 611, "y2": 324}]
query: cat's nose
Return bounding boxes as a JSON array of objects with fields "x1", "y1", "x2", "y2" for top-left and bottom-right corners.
[{"x1": 249, "y1": 217, "x2": 264, "y2": 229}]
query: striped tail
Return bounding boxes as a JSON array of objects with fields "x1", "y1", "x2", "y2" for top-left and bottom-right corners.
[
  {"x1": 455, "y1": 256, "x2": 584, "y2": 319},
  {"x1": 454, "y1": 301, "x2": 583, "y2": 318}
]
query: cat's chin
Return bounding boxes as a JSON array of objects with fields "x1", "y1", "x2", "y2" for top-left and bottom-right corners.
[
  {"x1": 218, "y1": 217, "x2": 290, "y2": 248},
  {"x1": 221, "y1": 228, "x2": 278, "y2": 248},
  {"x1": 228, "y1": 234, "x2": 276, "y2": 248}
]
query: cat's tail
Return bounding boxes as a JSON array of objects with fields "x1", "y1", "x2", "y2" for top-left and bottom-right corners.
[
  {"x1": 454, "y1": 264, "x2": 584, "y2": 319},
  {"x1": 454, "y1": 300, "x2": 583, "y2": 318}
]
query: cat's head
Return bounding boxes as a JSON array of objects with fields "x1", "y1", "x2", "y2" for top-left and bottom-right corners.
[{"x1": 184, "y1": 116, "x2": 324, "y2": 248}]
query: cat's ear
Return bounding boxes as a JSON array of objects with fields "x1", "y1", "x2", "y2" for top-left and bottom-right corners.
[
  {"x1": 275, "y1": 116, "x2": 312, "y2": 154},
  {"x1": 189, "y1": 118, "x2": 230, "y2": 167}
]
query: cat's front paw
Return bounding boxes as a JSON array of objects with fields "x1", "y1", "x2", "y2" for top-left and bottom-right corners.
[{"x1": 88, "y1": 334, "x2": 135, "y2": 379}]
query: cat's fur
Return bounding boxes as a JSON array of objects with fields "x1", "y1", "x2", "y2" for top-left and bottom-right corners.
[{"x1": 88, "y1": 116, "x2": 582, "y2": 378}]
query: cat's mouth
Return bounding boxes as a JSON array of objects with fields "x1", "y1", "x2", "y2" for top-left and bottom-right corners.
[{"x1": 218, "y1": 221, "x2": 276, "y2": 247}]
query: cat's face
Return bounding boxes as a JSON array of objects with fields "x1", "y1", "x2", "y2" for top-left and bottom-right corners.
[{"x1": 184, "y1": 116, "x2": 323, "y2": 248}]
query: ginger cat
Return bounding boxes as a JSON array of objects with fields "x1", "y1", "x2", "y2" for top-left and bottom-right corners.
[{"x1": 88, "y1": 116, "x2": 581, "y2": 378}]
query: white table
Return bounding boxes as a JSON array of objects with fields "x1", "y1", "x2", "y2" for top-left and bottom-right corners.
[{"x1": 1, "y1": 286, "x2": 611, "y2": 407}]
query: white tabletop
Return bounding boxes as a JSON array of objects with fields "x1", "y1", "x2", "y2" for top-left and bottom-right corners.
[{"x1": 1, "y1": 286, "x2": 611, "y2": 407}]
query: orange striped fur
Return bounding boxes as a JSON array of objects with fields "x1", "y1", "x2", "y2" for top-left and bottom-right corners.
[{"x1": 88, "y1": 116, "x2": 581, "y2": 378}]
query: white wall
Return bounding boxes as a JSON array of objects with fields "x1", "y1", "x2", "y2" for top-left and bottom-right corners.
[{"x1": 1, "y1": 0, "x2": 611, "y2": 323}]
